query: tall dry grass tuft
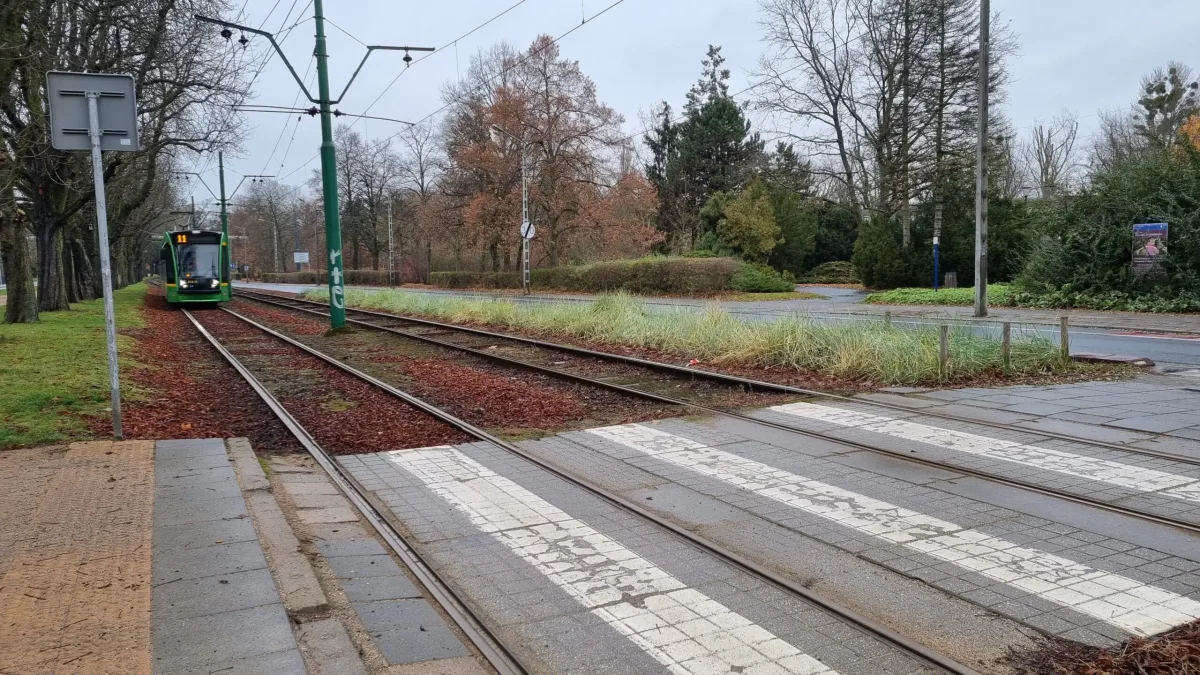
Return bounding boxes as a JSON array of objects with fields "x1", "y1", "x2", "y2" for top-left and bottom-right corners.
[{"x1": 306, "y1": 289, "x2": 1070, "y2": 384}]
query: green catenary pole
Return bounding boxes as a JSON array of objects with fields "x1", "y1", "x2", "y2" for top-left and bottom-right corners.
[
  {"x1": 313, "y1": 0, "x2": 346, "y2": 328},
  {"x1": 219, "y1": 151, "x2": 230, "y2": 284}
]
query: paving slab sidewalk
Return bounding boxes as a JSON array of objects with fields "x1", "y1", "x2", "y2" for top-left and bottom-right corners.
[{"x1": 151, "y1": 439, "x2": 306, "y2": 674}]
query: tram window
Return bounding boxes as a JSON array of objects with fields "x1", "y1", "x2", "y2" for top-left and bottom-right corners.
[
  {"x1": 161, "y1": 245, "x2": 175, "y2": 283},
  {"x1": 176, "y1": 243, "x2": 221, "y2": 279}
]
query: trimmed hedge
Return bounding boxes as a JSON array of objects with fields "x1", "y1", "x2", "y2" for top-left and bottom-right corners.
[
  {"x1": 431, "y1": 257, "x2": 742, "y2": 295},
  {"x1": 729, "y1": 264, "x2": 795, "y2": 292},
  {"x1": 258, "y1": 270, "x2": 393, "y2": 285}
]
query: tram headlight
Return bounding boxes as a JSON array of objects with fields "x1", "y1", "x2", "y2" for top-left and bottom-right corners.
[
  {"x1": 178, "y1": 280, "x2": 189, "y2": 288},
  {"x1": 210, "y1": 279, "x2": 220, "y2": 288}
]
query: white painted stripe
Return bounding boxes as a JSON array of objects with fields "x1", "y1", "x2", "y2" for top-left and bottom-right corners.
[
  {"x1": 770, "y1": 402, "x2": 1200, "y2": 504},
  {"x1": 587, "y1": 424, "x2": 1200, "y2": 636},
  {"x1": 388, "y1": 447, "x2": 839, "y2": 675}
]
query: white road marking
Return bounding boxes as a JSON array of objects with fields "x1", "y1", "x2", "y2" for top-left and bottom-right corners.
[
  {"x1": 388, "y1": 447, "x2": 839, "y2": 675},
  {"x1": 770, "y1": 402, "x2": 1200, "y2": 504},
  {"x1": 587, "y1": 424, "x2": 1200, "y2": 636}
]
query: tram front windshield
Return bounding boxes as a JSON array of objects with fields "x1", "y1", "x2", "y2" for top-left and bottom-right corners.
[{"x1": 177, "y1": 243, "x2": 221, "y2": 278}]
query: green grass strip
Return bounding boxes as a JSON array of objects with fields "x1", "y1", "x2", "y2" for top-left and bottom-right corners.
[
  {"x1": 0, "y1": 284, "x2": 147, "y2": 448},
  {"x1": 863, "y1": 284, "x2": 1014, "y2": 307},
  {"x1": 308, "y1": 288, "x2": 1069, "y2": 385}
]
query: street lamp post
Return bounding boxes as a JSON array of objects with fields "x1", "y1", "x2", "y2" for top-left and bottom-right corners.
[
  {"x1": 195, "y1": 9, "x2": 432, "y2": 328},
  {"x1": 490, "y1": 124, "x2": 531, "y2": 295}
]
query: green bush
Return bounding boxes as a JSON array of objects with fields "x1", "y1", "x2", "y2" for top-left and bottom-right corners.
[
  {"x1": 1012, "y1": 145, "x2": 1200, "y2": 301},
  {"x1": 344, "y1": 270, "x2": 392, "y2": 286},
  {"x1": 851, "y1": 217, "x2": 925, "y2": 289},
  {"x1": 1012, "y1": 288, "x2": 1200, "y2": 313},
  {"x1": 729, "y1": 263, "x2": 795, "y2": 293},
  {"x1": 432, "y1": 257, "x2": 742, "y2": 295},
  {"x1": 429, "y1": 271, "x2": 522, "y2": 289},
  {"x1": 865, "y1": 285, "x2": 1015, "y2": 306},
  {"x1": 800, "y1": 261, "x2": 858, "y2": 284}
]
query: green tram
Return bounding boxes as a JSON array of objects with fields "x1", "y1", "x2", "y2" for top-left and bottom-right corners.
[{"x1": 160, "y1": 230, "x2": 232, "y2": 305}]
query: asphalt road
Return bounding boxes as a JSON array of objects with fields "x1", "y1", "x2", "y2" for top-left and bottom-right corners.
[{"x1": 235, "y1": 282, "x2": 1200, "y2": 370}]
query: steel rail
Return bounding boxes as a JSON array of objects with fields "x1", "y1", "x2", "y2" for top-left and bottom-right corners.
[
  {"x1": 238, "y1": 289, "x2": 1200, "y2": 469},
  {"x1": 209, "y1": 304, "x2": 980, "y2": 675},
  {"x1": 236, "y1": 292, "x2": 1200, "y2": 537},
  {"x1": 180, "y1": 308, "x2": 530, "y2": 675}
]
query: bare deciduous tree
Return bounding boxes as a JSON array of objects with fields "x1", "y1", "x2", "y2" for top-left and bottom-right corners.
[{"x1": 1023, "y1": 112, "x2": 1080, "y2": 198}]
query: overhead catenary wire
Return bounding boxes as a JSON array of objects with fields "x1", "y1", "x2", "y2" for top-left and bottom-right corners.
[
  {"x1": 257, "y1": 54, "x2": 316, "y2": 174},
  {"x1": 352, "y1": 0, "x2": 531, "y2": 122},
  {"x1": 186, "y1": 0, "x2": 313, "y2": 202},
  {"x1": 280, "y1": 0, "x2": 626, "y2": 181},
  {"x1": 323, "y1": 17, "x2": 367, "y2": 47}
]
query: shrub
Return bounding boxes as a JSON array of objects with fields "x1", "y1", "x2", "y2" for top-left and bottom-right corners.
[
  {"x1": 729, "y1": 263, "x2": 795, "y2": 293},
  {"x1": 800, "y1": 261, "x2": 858, "y2": 284},
  {"x1": 343, "y1": 269, "x2": 392, "y2": 286},
  {"x1": 430, "y1": 271, "x2": 521, "y2": 289},
  {"x1": 851, "y1": 217, "x2": 925, "y2": 289},
  {"x1": 431, "y1": 257, "x2": 741, "y2": 295}
]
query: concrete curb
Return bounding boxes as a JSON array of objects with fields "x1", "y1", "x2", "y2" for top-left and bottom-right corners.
[
  {"x1": 1071, "y1": 353, "x2": 1155, "y2": 367},
  {"x1": 226, "y1": 438, "x2": 329, "y2": 616}
]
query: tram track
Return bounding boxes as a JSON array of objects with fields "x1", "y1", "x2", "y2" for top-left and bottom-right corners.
[
  {"x1": 180, "y1": 307, "x2": 527, "y2": 675},
  {"x1": 235, "y1": 289, "x2": 1200, "y2": 468},
  {"x1": 181, "y1": 303, "x2": 980, "y2": 675},
  {"x1": 235, "y1": 289, "x2": 1200, "y2": 537}
]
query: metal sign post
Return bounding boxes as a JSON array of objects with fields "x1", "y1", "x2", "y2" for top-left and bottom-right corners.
[{"x1": 47, "y1": 71, "x2": 140, "y2": 440}]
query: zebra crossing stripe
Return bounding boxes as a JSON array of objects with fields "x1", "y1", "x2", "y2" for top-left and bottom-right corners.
[
  {"x1": 586, "y1": 424, "x2": 1200, "y2": 637},
  {"x1": 770, "y1": 402, "x2": 1200, "y2": 503},
  {"x1": 387, "y1": 447, "x2": 839, "y2": 675}
]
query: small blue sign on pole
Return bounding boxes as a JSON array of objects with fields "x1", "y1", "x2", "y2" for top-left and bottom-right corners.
[{"x1": 1132, "y1": 222, "x2": 1168, "y2": 277}]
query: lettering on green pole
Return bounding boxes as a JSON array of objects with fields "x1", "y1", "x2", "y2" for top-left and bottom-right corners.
[{"x1": 329, "y1": 248, "x2": 345, "y2": 310}]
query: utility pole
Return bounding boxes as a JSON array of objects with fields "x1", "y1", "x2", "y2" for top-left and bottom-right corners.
[
  {"x1": 521, "y1": 138, "x2": 530, "y2": 295},
  {"x1": 312, "y1": 0, "x2": 344, "y2": 321},
  {"x1": 387, "y1": 195, "x2": 395, "y2": 286},
  {"x1": 490, "y1": 124, "x2": 532, "y2": 294},
  {"x1": 215, "y1": 152, "x2": 272, "y2": 282},
  {"x1": 219, "y1": 152, "x2": 229, "y2": 277},
  {"x1": 195, "y1": 9, "x2": 432, "y2": 328},
  {"x1": 973, "y1": 0, "x2": 990, "y2": 317}
]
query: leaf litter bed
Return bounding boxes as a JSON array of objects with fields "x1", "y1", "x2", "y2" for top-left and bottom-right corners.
[
  {"x1": 111, "y1": 289, "x2": 300, "y2": 451},
  {"x1": 194, "y1": 308, "x2": 470, "y2": 454},
  {"x1": 231, "y1": 298, "x2": 799, "y2": 434},
  {"x1": 1005, "y1": 619, "x2": 1200, "y2": 674}
]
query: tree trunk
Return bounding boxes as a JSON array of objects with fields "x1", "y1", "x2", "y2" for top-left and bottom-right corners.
[
  {"x1": 87, "y1": 229, "x2": 102, "y2": 299},
  {"x1": 69, "y1": 233, "x2": 95, "y2": 300},
  {"x1": 35, "y1": 219, "x2": 69, "y2": 312},
  {"x1": 63, "y1": 229, "x2": 79, "y2": 304},
  {"x1": 2, "y1": 220, "x2": 38, "y2": 323}
]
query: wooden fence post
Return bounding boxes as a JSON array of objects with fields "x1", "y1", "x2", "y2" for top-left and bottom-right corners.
[
  {"x1": 940, "y1": 325, "x2": 949, "y2": 379},
  {"x1": 1002, "y1": 322, "x2": 1011, "y2": 373},
  {"x1": 1060, "y1": 316, "x2": 1070, "y2": 359}
]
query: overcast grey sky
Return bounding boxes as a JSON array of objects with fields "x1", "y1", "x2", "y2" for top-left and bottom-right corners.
[{"x1": 192, "y1": 0, "x2": 1200, "y2": 204}]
